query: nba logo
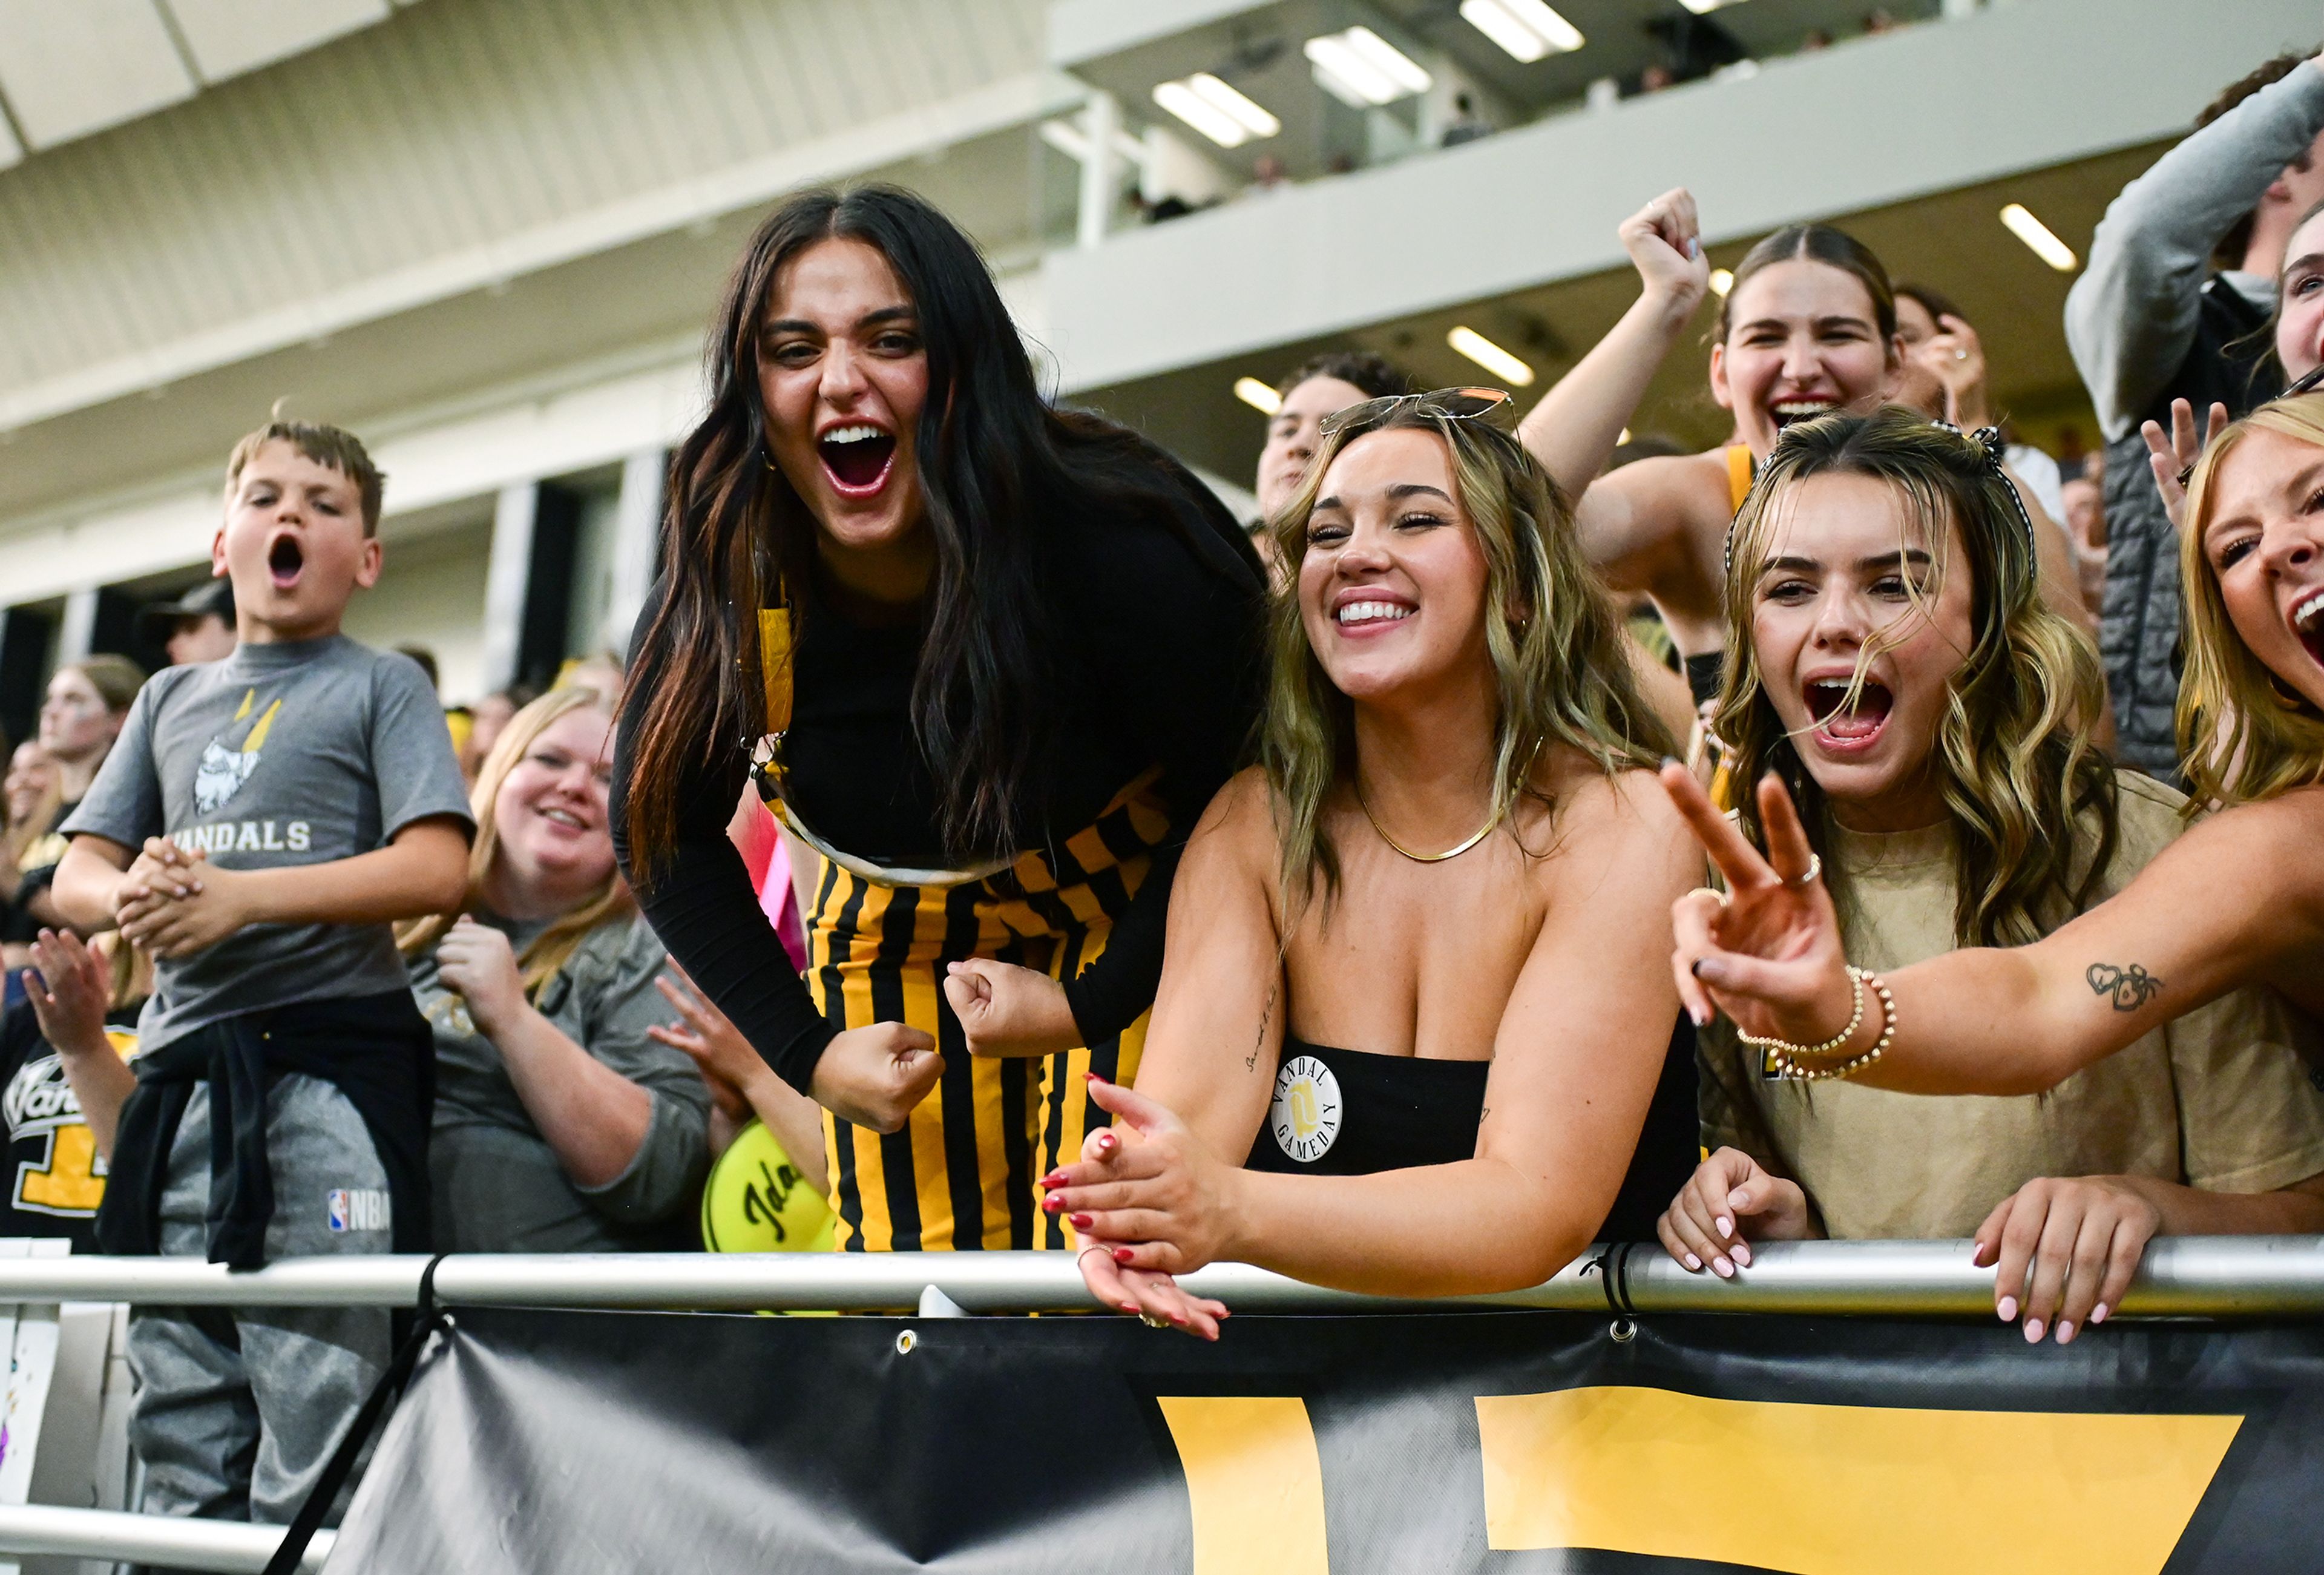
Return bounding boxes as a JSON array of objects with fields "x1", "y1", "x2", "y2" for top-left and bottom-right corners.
[{"x1": 327, "y1": 1190, "x2": 352, "y2": 1232}]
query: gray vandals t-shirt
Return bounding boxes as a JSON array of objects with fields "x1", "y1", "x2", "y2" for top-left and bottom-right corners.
[{"x1": 63, "y1": 635, "x2": 473, "y2": 1051}]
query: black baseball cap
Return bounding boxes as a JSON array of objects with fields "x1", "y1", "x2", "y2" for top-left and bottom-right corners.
[{"x1": 136, "y1": 579, "x2": 236, "y2": 633}]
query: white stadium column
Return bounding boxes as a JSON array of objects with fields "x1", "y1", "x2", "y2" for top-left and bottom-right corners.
[
  {"x1": 604, "y1": 449, "x2": 665, "y2": 659},
  {"x1": 54, "y1": 587, "x2": 98, "y2": 663},
  {"x1": 1077, "y1": 90, "x2": 1118, "y2": 250},
  {"x1": 481, "y1": 482, "x2": 539, "y2": 694}
]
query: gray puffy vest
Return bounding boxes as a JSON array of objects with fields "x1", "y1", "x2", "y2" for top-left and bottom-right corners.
[{"x1": 2099, "y1": 276, "x2": 2278, "y2": 780}]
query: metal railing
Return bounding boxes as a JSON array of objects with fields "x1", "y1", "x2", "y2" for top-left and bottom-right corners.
[
  {"x1": 0, "y1": 1235, "x2": 2314, "y2": 1316},
  {"x1": 5, "y1": 1235, "x2": 2319, "y2": 1572}
]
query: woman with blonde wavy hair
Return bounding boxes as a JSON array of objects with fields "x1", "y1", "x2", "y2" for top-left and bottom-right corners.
[
  {"x1": 1659, "y1": 395, "x2": 2324, "y2": 1347},
  {"x1": 1652, "y1": 407, "x2": 2324, "y2": 1344},
  {"x1": 401, "y1": 686, "x2": 714, "y2": 1252},
  {"x1": 1042, "y1": 392, "x2": 1702, "y2": 1336}
]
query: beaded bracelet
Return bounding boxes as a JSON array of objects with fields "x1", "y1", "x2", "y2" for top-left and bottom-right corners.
[
  {"x1": 1764, "y1": 968, "x2": 1896, "y2": 1082},
  {"x1": 1736, "y1": 965, "x2": 1864, "y2": 1059}
]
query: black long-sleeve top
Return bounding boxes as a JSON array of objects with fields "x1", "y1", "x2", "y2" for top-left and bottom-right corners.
[{"x1": 612, "y1": 451, "x2": 1265, "y2": 1094}]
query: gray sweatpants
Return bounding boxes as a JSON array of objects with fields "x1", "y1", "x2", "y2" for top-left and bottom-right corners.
[{"x1": 128, "y1": 1073, "x2": 396, "y2": 1527}]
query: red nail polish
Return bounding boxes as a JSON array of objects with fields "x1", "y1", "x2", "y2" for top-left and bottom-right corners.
[
  {"x1": 1070, "y1": 1212, "x2": 1092, "y2": 1229},
  {"x1": 1112, "y1": 1248, "x2": 1134, "y2": 1263},
  {"x1": 1041, "y1": 1195, "x2": 1062, "y2": 1214},
  {"x1": 1083, "y1": 1071, "x2": 1103, "y2": 1083},
  {"x1": 1120, "y1": 1302, "x2": 1140, "y2": 1313},
  {"x1": 1040, "y1": 1171, "x2": 1067, "y2": 1188}
]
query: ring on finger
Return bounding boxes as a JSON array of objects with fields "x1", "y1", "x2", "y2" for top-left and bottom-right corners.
[
  {"x1": 1784, "y1": 853, "x2": 1822, "y2": 889},
  {"x1": 1138, "y1": 1312, "x2": 1170, "y2": 1330},
  {"x1": 1687, "y1": 886, "x2": 1732, "y2": 909}
]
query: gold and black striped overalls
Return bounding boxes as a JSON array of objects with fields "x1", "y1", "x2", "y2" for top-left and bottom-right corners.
[{"x1": 757, "y1": 609, "x2": 1169, "y2": 1251}]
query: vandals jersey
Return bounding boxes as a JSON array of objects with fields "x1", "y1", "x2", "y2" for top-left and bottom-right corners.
[
  {"x1": 0, "y1": 1001, "x2": 138, "y2": 1249},
  {"x1": 62, "y1": 635, "x2": 472, "y2": 1051}
]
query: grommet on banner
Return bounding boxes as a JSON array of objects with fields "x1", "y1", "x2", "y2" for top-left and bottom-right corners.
[
  {"x1": 895, "y1": 1329, "x2": 919, "y2": 1355},
  {"x1": 1609, "y1": 1317, "x2": 1636, "y2": 1344}
]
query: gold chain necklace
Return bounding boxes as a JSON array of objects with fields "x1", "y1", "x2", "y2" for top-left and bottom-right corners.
[{"x1": 1356, "y1": 783, "x2": 1506, "y2": 863}]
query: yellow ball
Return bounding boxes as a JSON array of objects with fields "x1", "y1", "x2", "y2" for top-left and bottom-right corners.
[{"x1": 701, "y1": 1119, "x2": 834, "y2": 1253}]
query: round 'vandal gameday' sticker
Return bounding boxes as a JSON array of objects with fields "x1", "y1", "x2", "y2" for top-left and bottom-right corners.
[{"x1": 1270, "y1": 1054, "x2": 1342, "y2": 1164}]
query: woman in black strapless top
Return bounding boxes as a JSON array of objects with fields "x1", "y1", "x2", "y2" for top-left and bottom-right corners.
[{"x1": 1043, "y1": 394, "x2": 1702, "y2": 1335}]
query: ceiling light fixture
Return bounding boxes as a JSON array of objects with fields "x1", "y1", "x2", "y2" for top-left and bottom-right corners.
[
  {"x1": 1186, "y1": 73, "x2": 1281, "y2": 139},
  {"x1": 1460, "y1": 0, "x2": 1584, "y2": 61},
  {"x1": 1708, "y1": 268, "x2": 1735, "y2": 297},
  {"x1": 1447, "y1": 326, "x2": 1535, "y2": 387},
  {"x1": 1154, "y1": 79, "x2": 1251, "y2": 147},
  {"x1": 1235, "y1": 377, "x2": 1283, "y2": 415},
  {"x1": 1304, "y1": 27, "x2": 1431, "y2": 107},
  {"x1": 2000, "y1": 202, "x2": 2078, "y2": 272}
]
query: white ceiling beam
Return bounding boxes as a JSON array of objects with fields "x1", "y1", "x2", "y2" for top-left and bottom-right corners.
[
  {"x1": 0, "y1": 0, "x2": 195, "y2": 149},
  {"x1": 0, "y1": 65, "x2": 1082, "y2": 436},
  {"x1": 160, "y1": 0, "x2": 390, "y2": 85}
]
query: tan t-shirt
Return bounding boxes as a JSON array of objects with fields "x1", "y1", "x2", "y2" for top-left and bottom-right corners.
[{"x1": 1701, "y1": 772, "x2": 2324, "y2": 1239}]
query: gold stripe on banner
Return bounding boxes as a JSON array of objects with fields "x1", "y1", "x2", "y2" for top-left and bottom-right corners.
[
  {"x1": 1157, "y1": 1396, "x2": 1329, "y2": 1575},
  {"x1": 1475, "y1": 1386, "x2": 2240, "y2": 1575}
]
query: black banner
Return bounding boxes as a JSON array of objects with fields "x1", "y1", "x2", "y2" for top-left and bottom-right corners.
[{"x1": 323, "y1": 1306, "x2": 2324, "y2": 1573}]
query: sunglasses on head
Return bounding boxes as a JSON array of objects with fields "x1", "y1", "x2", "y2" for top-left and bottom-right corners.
[{"x1": 1318, "y1": 386, "x2": 1513, "y2": 439}]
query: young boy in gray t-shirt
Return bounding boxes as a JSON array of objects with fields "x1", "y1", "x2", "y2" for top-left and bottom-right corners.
[{"x1": 50, "y1": 418, "x2": 471, "y2": 1527}]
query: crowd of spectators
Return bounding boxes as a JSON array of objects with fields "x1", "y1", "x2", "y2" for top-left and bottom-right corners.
[{"x1": 2, "y1": 26, "x2": 2322, "y2": 1540}]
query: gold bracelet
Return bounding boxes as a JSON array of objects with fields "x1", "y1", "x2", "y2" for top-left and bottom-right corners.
[
  {"x1": 1737, "y1": 966, "x2": 1863, "y2": 1059},
  {"x1": 1767, "y1": 969, "x2": 1895, "y2": 1082}
]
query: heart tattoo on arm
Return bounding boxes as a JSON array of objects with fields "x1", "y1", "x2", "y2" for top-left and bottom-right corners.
[{"x1": 2086, "y1": 962, "x2": 2164, "y2": 1013}]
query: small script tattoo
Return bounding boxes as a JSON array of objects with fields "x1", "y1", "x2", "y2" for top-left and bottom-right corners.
[
  {"x1": 2086, "y1": 962, "x2": 2164, "y2": 1013},
  {"x1": 1478, "y1": 1106, "x2": 1491, "y2": 1124},
  {"x1": 1246, "y1": 981, "x2": 1279, "y2": 1073}
]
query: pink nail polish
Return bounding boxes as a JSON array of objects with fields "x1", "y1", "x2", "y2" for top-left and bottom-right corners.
[
  {"x1": 1731, "y1": 1243, "x2": 1750, "y2": 1268},
  {"x1": 2090, "y1": 1303, "x2": 2109, "y2": 1325},
  {"x1": 1997, "y1": 1296, "x2": 2017, "y2": 1322},
  {"x1": 1715, "y1": 1216, "x2": 1733, "y2": 1239},
  {"x1": 2023, "y1": 1318, "x2": 2044, "y2": 1343},
  {"x1": 1682, "y1": 1254, "x2": 1701, "y2": 1271},
  {"x1": 1712, "y1": 1257, "x2": 1733, "y2": 1278},
  {"x1": 2055, "y1": 1320, "x2": 2075, "y2": 1345}
]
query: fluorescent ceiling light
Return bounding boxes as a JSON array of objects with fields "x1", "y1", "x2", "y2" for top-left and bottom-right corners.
[
  {"x1": 2000, "y1": 202, "x2": 2078, "y2": 272},
  {"x1": 1186, "y1": 72, "x2": 1281, "y2": 139},
  {"x1": 1304, "y1": 28, "x2": 1428, "y2": 106},
  {"x1": 1679, "y1": 0, "x2": 1745, "y2": 12},
  {"x1": 1342, "y1": 27, "x2": 1433, "y2": 95},
  {"x1": 1154, "y1": 79, "x2": 1249, "y2": 147},
  {"x1": 1708, "y1": 268, "x2": 1735, "y2": 297},
  {"x1": 1461, "y1": 0, "x2": 1583, "y2": 61},
  {"x1": 1235, "y1": 377, "x2": 1282, "y2": 415},
  {"x1": 1447, "y1": 326, "x2": 1535, "y2": 387}
]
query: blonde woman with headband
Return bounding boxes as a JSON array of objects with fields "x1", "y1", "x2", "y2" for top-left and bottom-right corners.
[
  {"x1": 1650, "y1": 408, "x2": 2324, "y2": 1344},
  {"x1": 402, "y1": 686, "x2": 714, "y2": 1252},
  {"x1": 1042, "y1": 391, "x2": 1702, "y2": 1336}
]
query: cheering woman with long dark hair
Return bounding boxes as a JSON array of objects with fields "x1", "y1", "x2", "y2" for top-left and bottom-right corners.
[{"x1": 612, "y1": 185, "x2": 1265, "y2": 1252}]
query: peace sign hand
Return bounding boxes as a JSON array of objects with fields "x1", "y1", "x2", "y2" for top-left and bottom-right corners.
[{"x1": 1658, "y1": 763, "x2": 1856, "y2": 1048}]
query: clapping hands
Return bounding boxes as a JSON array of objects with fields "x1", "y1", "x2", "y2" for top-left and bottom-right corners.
[{"x1": 1046, "y1": 1075, "x2": 1233, "y2": 1340}]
